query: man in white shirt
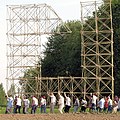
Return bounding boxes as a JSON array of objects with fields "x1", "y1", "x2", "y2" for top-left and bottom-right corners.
[
  {"x1": 91, "y1": 93, "x2": 98, "y2": 111},
  {"x1": 40, "y1": 96, "x2": 46, "y2": 113},
  {"x1": 58, "y1": 91, "x2": 64, "y2": 114},
  {"x1": 108, "y1": 96, "x2": 113, "y2": 113},
  {"x1": 97, "y1": 96, "x2": 105, "y2": 112},
  {"x1": 31, "y1": 96, "x2": 38, "y2": 114},
  {"x1": 64, "y1": 92, "x2": 71, "y2": 113},
  {"x1": 48, "y1": 92, "x2": 56, "y2": 113},
  {"x1": 80, "y1": 98, "x2": 87, "y2": 112}
]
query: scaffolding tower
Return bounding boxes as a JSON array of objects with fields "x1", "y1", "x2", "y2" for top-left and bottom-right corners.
[
  {"x1": 80, "y1": 0, "x2": 114, "y2": 99},
  {"x1": 6, "y1": 4, "x2": 71, "y2": 96}
]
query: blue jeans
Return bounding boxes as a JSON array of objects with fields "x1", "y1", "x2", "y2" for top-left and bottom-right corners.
[
  {"x1": 74, "y1": 106, "x2": 79, "y2": 113},
  {"x1": 31, "y1": 105, "x2": 37, "y2": 114},
  {"x1": 92, "y1": 103, "x2": 96, "y2": 111},
  {"x1": 108, "y1": 105, "x2": 112, "y2": 112},
  {"x1": 41, "y1": 104, "x2": 46, "y2": 113}
]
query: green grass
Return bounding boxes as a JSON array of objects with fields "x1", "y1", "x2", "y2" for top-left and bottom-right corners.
[{"x1": 0, "y1": 106, "x2": 74, "y2": 114}]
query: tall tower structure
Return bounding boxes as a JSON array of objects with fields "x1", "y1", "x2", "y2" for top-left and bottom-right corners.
[
  {"x1": 6, "y1": 4, "x2": 71, "y2": 95},
  {"x1": 80, "y1": 0, "x2": 114, "y2": 99}
]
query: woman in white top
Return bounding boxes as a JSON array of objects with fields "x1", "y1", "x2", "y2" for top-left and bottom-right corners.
[
  {"x1": 23, "y1": 95, "x2": 30, "y2": 114},
  {"x1": 31, "y1": 96, "x2": 38, "y2": 114},
  {"x1": 58, "y1": 91, "x2": 64, "y2": 114},
  {"x1": 16, "y1": 96, "x2": 22, "y2": 113},
  {"x1": 64, "y1": 92, "x2": 71, "y2": 113}
]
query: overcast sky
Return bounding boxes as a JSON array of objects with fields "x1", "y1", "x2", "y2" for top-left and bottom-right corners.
[{"x1": 0, "y1": 0, "x2": 99, "y2": 91}]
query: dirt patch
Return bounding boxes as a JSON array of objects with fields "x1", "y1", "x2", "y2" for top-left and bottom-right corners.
[{"x1": 0, "y1": 113, "x2": 120, "y2": 120}]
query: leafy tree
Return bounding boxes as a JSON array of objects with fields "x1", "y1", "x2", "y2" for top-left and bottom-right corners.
[
  {"x1": 0, "y1": 83, "x2": 6, "y2": 106},
  {"x1": 7, "y1": 84, "x2": 15, "y2": 95},
  {"x1": 41, "y1": 21, "x2": 82, "y2": 77},
  {"x1": 20, "y1": 67, "x2": 39, "y2": 94},
  {"x1": 112, "y1": 0, "x2": 120, "y2": 96}
]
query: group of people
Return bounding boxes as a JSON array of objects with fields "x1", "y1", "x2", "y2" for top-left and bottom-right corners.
[
  {"x1": 87, "y1": 93, "x2": 120, "y2": 113},
  {"x1": 5, "y1": 92, "x2": 120, "y2": 114}
]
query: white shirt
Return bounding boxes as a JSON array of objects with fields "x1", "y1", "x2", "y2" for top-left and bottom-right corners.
[
  {"x1": 32, "y1": 97, "x2": 38, "y2": 106},
  {"x1": 23, "y1": 99, "x2": 30, "y2": 106},
  {"x1": 50, "y1": 95, "x2": 56, "y2": 104},
  {"x1": 74, "y1": 98, "x2": 80, "y2": 106},
  {"x1": 58, "y1": 95, "x2": 64, "y2": 106},
  {"x1": 92, "y1": 95, "x2": 98, "y2": 105},
  {"x1": 118, "y1": 100, "x2": 120, "y2": 109},
  {"x1": 98, "y1": 98, "x2": 105, "y2": 109},
  {"x1": 81, "y1": 99, "x2": 87, "y2": 107},
  {"x1": 7, "y1": 97, "x2": 13, "y2": 107},
  {"x1": 108, "y1": 98, "x2": 112, "y2": 106},
  {"x1": 16, "y1": 97, "x2": 22, "y2": 106},
  {"x1": 65, "y1": 96, "x2": 71, "y2": 106},
  {"x1": 41, "y1": 98, "x2": 46, "y2": 105}
]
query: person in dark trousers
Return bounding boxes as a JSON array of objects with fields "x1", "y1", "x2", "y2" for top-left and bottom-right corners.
[
  {"x1": 80, "y1": 97, "x2": 87, "y2": 112},
  {"x1": 64, "y1": 92, "x2": 71, "y2": 113}
]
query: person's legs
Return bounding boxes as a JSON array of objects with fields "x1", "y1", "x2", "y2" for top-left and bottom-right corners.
[
  {"x1": 74, "y1": 106, "x2": 77, "y2": 113},
  {"x1": 23, "y1": 107, "x2": 25, "y2": 114},
  {"x1": 18, "y1": 106, "x2": 21, "y2": 113},
  {"x1": 43, "y1": 105, "x2": 46, "y2": 113},
  {"x1": 34, "y1": 105, "x2": 37, "y2": 113},
  {"x1": 50, "y1": 103, "x2": 54, "y2": 113},
  {"x1": 68, "y1": 106, "x2": 71, "y2": 113},
  {"x1": 31, "y1": 105, "x2": 35, "y2": 114},
  {"x1": 58, "y1": 104, "x2": 64, "y2": 114},
  {"x1": 40, "y1": 105, "x2": 43, "y2": 113},
  {"x1": 108, "y1": 105, "x2": 112, "y2": 113},
  {"x1": 64, "y1": 105, "x2": 67, "y2": 113}
]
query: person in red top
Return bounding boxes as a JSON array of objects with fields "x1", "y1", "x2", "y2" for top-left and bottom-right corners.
[{"x1": 104, "y1": 96, "x2": 108, "y2": 113}]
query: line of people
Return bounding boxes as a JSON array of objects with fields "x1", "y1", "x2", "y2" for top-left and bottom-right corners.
[{"x1": 5, "y1": 92, "x2": 120, "y2": 114}]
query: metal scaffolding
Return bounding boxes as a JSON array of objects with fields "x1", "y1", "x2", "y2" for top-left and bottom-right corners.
[
  {"x1": 6, "y1": 4, "x2": 71, "y2": 96},
  {"x1": 80, "y1": 0, "x2": 114, "y2": 99}
]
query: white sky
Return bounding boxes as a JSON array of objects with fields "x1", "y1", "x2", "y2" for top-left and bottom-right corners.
[{"x1": 0, "y1": 0, "x2": 99, "y2": 91}]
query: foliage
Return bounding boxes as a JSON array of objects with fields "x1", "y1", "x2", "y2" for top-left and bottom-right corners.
[
  {"x1": 0, "y1": 84, "x2": 6, "y2": 106},
  {"x1": 41, "y1": 21, "x2": 82, "y2": 77},
  {"x1": 112, "y1": 1, "x2": 120, "y2": 96},
  {"x1": 21, "y1": 67, "x2": 40, "y2": 94},
  {"x1": 7, "y1": 84, "x2": 15, "y2": 96}
]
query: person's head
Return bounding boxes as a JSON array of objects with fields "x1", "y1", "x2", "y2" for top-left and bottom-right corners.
[
  {"x1": 43, "y1": 96, "x2": 46, "y2": 99},
  {"x1": 50, "y1": 92, "x2": 54, "y2": 96}
]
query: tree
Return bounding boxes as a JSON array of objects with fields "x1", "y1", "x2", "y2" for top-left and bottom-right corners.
[
  {"x1": 112, "y1": 0, "x2": 120, "y2": 96},
  {"x1": 41, "y1": 21, "x2": 82, "y2": 77},
  {"x1": 7, "y1": 84, "x2": 15, "y2": 96},
  {"x1": 0, "y1": 83, "x2": 6, "y2": 106}
]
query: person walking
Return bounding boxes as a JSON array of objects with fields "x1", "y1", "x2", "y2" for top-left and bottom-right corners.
[
  {"x1": 47, "y1": 92, "x2": 56, "y2": 113},
  {"x1": 104, "y1": 96, "x2": 109, "y2": 113},
  {"x1": 108, "y1": 96, "x2": 113, "y2": 113},
  {"x1": 91, "y1": 93, "x2": 98, "y2": 112},
  {"x1": 64, "y1": 92, "x2": 71, "y2": 113},
  {"x1": 80, "y1": 97, "x2": 87, "y2": 112},
  {"x1": 5, "y1": 95, "x2": 13, "y2": 114},
  {"x1": 73, "y1": 96, "x2": 80, "y2": 113},
  {"x1": 40, "y1": 96, "x2": 46, "y2": 113},
  {"x1": 97, "y1": 96, "x2": 105, "y2": 112},
  {"x1": 58, "y1": 91, "x2": 64, "y2": 114},
  {"x1": 16, "y1": 95, "x2": 22, "y2": 113},
  {"x1": 31, "y1": 96, "x2": 38, "y2": 114},
  {"x1": 23, "y1": 95, "x2": 30, "y2": 114}
]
